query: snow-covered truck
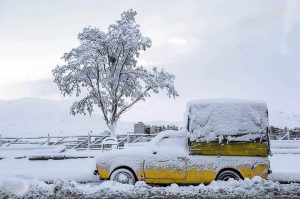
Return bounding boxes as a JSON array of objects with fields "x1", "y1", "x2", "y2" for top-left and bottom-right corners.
[{"x1": 94, "y1": 99, "x2": 271, "y2": 185}]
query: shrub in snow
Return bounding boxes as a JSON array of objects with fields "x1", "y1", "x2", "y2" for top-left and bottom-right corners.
[{"x1": 52, "y1": 9, "x2": 178, "y2": 138}]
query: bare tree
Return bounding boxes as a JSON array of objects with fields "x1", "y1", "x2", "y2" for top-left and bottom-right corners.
[{"x1": 52, "y1": 9, "x2": 178, "y2": 138}]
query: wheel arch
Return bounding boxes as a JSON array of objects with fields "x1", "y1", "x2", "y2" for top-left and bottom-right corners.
[
  {"x1": 109, "y1": 166, "x2": 138, "y2": 181},
  {"x1": 216, "y1": 168, "x2": 244, "y2": 180}
]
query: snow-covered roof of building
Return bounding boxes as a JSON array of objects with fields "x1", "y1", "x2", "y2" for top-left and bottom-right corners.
[{"x1": 185, "y1": 99, "x2": 269, "y2": 141}]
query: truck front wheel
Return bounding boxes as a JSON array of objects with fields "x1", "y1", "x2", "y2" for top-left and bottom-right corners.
[
  {"x1": 216, "y1": 170, "x2": 242, "y2": 181},
  {"x1": 110, "y1": 168, "x2": 136, "y2": 185}
]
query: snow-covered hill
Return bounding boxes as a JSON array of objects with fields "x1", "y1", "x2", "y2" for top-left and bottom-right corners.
[
  {"x1": 0, "y1": 98, "x2": 132, "y2": 137},
  {"x1": 0, "y1": 98, "x2": 299, "y2": 137},
  {"x1": 0, "y1": 98, "x2": 180, "y2": 137},
  {"x1": 269, "y1": 111, "x2": 300, "y2": 129}
]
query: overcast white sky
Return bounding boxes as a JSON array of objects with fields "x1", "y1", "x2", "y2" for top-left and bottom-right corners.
[{"x1": 0, "y1": 0, "x2": 300, "y2": 122}]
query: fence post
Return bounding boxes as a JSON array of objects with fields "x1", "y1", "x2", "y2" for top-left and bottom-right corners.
[
  {"x1": 88, "y1": 131, "x2": 91, "y2": 149},
  {"x1": 284, "y1": 127, "x2": 290, "y2": 140},
  {"x1": 48, "y1": 133, "x2": 50, "y2": 146},
  {"x1": 0, "y1": 134, "x2": 2, "y2": 147},
  {"x1": 127, "y1": 132, "x2": 130, "y2": 144}
]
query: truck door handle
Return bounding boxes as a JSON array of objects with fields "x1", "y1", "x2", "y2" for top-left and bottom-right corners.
[{"x1": 177, "y1": 157, "x2": 186, "y2": 160}]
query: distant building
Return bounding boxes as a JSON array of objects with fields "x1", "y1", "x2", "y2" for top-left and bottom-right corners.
[
  {"x1": 134, "y1": 122, "x2": 146, "y2": 134},
  {"x1": 166, "y1": 125, "x2": 179, "y2": 131},
  {"x1": 134, "y1": 122, "x2": 178, "y2": 134},
  {"x1": 289, "y1": 127, "x2": 300, "y2": 139}
]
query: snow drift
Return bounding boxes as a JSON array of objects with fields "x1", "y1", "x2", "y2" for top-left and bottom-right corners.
[{"x1": 2, "y1": 177, "x2": 300, "y2": 199}]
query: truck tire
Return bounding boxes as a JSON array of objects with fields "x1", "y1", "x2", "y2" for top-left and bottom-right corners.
[
  {"x1": 110, "y1": 168, "x2": 136, "y2": 185},
  {"x1": 216, "y1": 170, "x2": 242, "y2": 181}
]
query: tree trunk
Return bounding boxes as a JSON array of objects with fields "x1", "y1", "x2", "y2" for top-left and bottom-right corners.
[{"x1": 108, "y1": 122, "x2": 117, "y2": 139}]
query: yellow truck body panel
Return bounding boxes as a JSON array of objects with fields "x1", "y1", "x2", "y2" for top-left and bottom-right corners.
[
  {"x1": 96, "y1": 162, "x2": 269, "y2": 184},
  {"x1": 190, "y1": 141, "x2": 269, "y2": 157}
]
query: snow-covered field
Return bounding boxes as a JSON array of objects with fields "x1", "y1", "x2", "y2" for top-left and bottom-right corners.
[{"x1": 0, "y1": 153, "x2": 300, "y2": 198}]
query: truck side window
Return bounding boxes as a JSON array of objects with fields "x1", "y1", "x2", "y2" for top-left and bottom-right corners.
[{"x1": 157, "y1": 137, "x2": 187, "y2": 153}]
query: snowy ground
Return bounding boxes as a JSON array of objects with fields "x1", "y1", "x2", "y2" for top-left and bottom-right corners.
[
  {"x1": 0, "y1": 154, "x2": 300, "y2": 198},
  {"x1": 1, "y1": 144, "x2": 300, "y2": 198},
  {"x1": 1, "y1": 177, "x2": 300, "y2": 198}
]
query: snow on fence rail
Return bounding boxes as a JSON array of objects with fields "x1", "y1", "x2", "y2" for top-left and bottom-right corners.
[
  {"x1": 0, "y1": 133, "x2": 157, "y2": 150},
  {"x1": 270, "y1": 140, "x2": 300, "y2": 154}
]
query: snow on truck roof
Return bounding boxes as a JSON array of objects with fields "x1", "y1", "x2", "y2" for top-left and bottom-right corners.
[{"x1": 185, "y1": 99, "x2": 269, "y2": 141}]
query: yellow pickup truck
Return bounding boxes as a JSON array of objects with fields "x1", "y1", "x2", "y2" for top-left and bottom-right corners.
[{"x1": 94, "y1": 99, "x2": 271, "y2": 185}]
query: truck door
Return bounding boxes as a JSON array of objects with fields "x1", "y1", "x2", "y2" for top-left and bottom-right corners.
[{"x1": 144, "y1": 136, "x2": 187, "y2": 183}]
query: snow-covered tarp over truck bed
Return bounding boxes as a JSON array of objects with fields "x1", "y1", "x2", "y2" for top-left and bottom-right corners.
[{"x1": 185, "y1": 99, "x2": 269, "y2": 142}]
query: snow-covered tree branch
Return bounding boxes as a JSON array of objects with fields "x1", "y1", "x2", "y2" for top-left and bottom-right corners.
[{"x1": 52, "y1": 9, "x2": 178, "y2": 137}]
